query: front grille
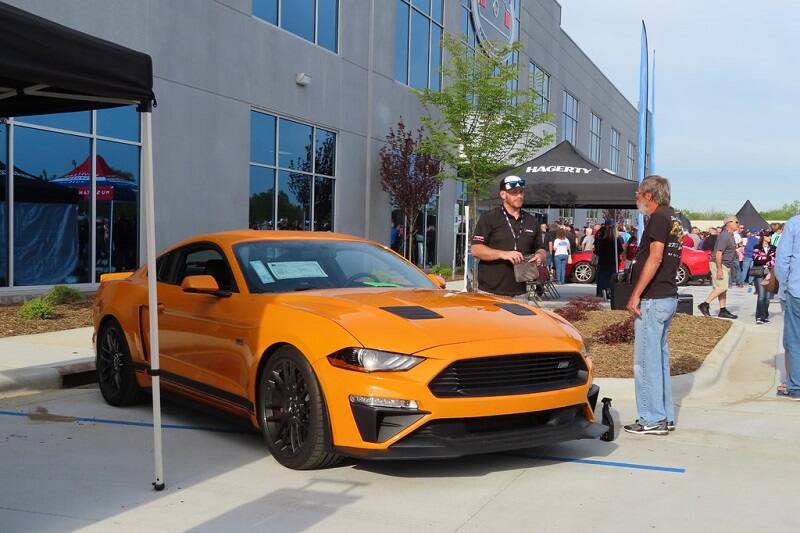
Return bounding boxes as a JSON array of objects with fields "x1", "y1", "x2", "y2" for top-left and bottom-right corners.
[{"x1": 429, "y1": 353, "x2": 587, "y2": 398}]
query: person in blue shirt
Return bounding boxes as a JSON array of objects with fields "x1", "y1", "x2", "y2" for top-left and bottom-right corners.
[
  {"x1": 775, "y1": 215, "x2": 800, "y2": 400},
  {"x1": 741, "y1": 229, "x2": 759, "y2": 289}
]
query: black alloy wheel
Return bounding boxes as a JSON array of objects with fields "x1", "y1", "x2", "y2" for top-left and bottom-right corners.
[
  {"x1": 258, "y1": 346, "x2": 342, "y2": 470},
  {"x1": 96, "y1": 320, "x2": 140, "y2": 406}
]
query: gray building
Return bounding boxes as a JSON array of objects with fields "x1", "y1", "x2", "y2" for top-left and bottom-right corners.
[{"x1": 0, "y1": 0, "x2": 641, "y2": 297}]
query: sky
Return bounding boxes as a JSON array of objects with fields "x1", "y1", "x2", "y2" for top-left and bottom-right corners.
[{"x1": 559, "y1": 0, "x2": 800, "y2": 213}]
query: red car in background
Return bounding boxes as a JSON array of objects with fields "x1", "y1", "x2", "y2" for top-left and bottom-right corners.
[{"x1": 567, "y1": 247, "x2": 711, "y2": 286}]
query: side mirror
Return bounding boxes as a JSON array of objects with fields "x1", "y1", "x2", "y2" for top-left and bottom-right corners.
[
  {"x1": 181, "y1": 275, "x2": 231, "y2": 297},
  {"x1": 427, "y1": 273, "x2": 447, "y2": 289}
]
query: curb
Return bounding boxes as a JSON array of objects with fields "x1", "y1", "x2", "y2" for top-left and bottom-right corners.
[
  {"x1": 671, "y1": 321, "x2": 745, "y2": 395},
  {"x1": 0, "y1": 357, "x2": 95, "y2": 397}
]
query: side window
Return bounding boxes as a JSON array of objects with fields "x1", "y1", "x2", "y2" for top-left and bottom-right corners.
[
  {"x1": 176, "y1": 246, "x2": 237, "y2": 292},
  {"x1": 156, "y1": 252, "x2": 175, "y2": 284}
]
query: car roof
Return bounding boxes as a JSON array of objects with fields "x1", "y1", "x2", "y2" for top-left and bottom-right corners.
[{"x1": 163, "y1": 230, "x2": 374, "y2": 254}]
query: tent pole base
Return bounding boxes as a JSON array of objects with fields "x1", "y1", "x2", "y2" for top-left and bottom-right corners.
[{"x1": 153, "y1": 482, "x2": 165, "y2": 491}]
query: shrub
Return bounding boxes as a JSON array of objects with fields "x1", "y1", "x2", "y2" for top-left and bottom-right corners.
[
  {"x1": 596, "y1": 316, "x2": 635, "y2": 344},
  {"x1": 554, "y1": 296, "x2": 605, "y2": 322},
  {"x1": 44, "y1": 285, "x2": 83, "y2": 305},
  {"x1": 429, "y1": 264, "x2": 453, "y2": 278},
  {"x1": 17, "y1": 298, "x2": 56, "y2": 320}
]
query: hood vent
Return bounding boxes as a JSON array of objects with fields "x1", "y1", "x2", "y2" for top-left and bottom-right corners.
[
  {"x1": 496, "y1": 303, "x2": 535, "y2": 316},
  {"x1": 380, "y1": 306, "x2": 443, "y2": 320}
]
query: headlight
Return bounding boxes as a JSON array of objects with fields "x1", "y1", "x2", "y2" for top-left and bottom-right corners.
[
  {"x1": 328, "y1": 348, "x2": 424, "y2": 372},
  {"x1": 581, "y1": 344, "x2": 593, "y2": 367}
]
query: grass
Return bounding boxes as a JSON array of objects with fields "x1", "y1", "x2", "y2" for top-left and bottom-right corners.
[{"x1": 572, "y1": 310, "x2": 732, "y2": 378}]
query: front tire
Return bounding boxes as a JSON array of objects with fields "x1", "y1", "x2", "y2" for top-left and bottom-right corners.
[
  {"x1": 96, "y1": 320, "x2": 140, "y2": 406},
  {"x1": 572, "y1": 262, "x2": 596, "y2": 284},
  {"x1": 257, "y1": 346, "x2": 342, "y2": 470}
]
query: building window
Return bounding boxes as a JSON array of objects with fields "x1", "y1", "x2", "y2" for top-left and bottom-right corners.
[
  {"x1": 461, "y1": 0, "x2": 477, "y2": 52},
  {"x1": 529, "y1": 62, "x2": 550, "y2": 114},
  {"x1": 586, "y1": 209, "x2": 600, "y2": 224},
  {"x1": 590, "y1": 113, "x2": 602, "y2": 164},
  {"x1": 1, "y1": 122, "x2": 7, "y2": 287},
  {"x1": 395, "y1": 0, "x2": 443, "y2": 90},
  {"x1": 506, "y1": 49, "x2": 519, "y2": 104},
  {"x1": 562, "y1": 91, "x2": 578, "y2": 145},
  {"x1": 4, "y1": 107, "x2": 141, "y2": 287},
  {"x1": 626, "y1": 141, "x2": 636, "y2": 180},
  {"x1": 250, "y1": 110, "x2": 336, "y2": 232},
  {"x1": 253, "y1": 0, "x2": 338, "y2": 53},
  {"x1": 558, "y1": 207, "x2": 575, "y2": 224},
  {"x1": 609, "y1": 129, "x2": 620, "y2": 174}
]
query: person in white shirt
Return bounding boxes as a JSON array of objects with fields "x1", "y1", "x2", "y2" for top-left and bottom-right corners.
[{"x1": 552, "y1": 228, "x2": 572, "y2": 284}]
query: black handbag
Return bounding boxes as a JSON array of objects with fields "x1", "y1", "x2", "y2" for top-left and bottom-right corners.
[{"x1": 749, "y1": 265, "x2": 766, "y2": 278}]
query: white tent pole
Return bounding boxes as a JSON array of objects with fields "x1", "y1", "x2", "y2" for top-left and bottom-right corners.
[{"x1": 142, "y1": 108, "x2": 165, "y2": 491}]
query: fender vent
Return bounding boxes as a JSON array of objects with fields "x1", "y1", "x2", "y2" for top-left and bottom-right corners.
[
  {"x1": 496, "y1": 303, "x2": 535, "y2": 316},
  {"x1": 380, "y1": 306, "x2": 443, "y2": 320}
]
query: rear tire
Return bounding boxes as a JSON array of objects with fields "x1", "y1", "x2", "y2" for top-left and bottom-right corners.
[
  {"x1": 676, "y1": 265, "x2": 689, "y2": 286},
  {"x1": 96, "y1": 320, "x2": 140, "y2": 406},
  {"x1": 572, "y1": 262, "x2": 596, "y2": 284},
  {"x1": 257, "y1": 346, "x2": 342, "y2": 470}
]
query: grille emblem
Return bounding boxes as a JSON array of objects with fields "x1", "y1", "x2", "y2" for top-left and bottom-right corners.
[{"x1": 557, "y1": 361, "x2": 570, "y2": 369}]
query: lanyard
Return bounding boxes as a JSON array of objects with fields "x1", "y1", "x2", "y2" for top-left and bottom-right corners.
[{"x1": 501, "y1": 208, "x2": 524, "y2": 251}]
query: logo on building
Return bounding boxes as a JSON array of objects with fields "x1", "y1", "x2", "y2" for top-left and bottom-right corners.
[{"x1": 470, "y1": 0, "x2": 516, "y2": 58}]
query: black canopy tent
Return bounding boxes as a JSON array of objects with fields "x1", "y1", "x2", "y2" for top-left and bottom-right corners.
[
  {"x1": 0, "y1": 2, "x2": 165, "y2": 490},
  {"x1": 482, "y1": 141, "x2": 639, "y2": 210},
  {"x1": 736, "y1": 200, "x2": 770, "y2": 232}
]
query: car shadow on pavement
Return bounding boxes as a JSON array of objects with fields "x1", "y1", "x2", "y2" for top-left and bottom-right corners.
[{"x1": 351, "y1": 439, "x2": 619, "y2": 478}]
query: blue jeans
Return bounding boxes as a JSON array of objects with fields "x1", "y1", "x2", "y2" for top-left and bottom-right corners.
[
  {"x1": 554, "y1": 255, "x2": 568, "y2": 283},
  {"x1": 740, "y1": 257, "x2": 753, "y2": 284},
  {"x1": 634, "y1": 297, "x2": 678, "y2": 425},
  {"x1": 754, "y1": 276, "x2": 770, "y2": 320},
  {"x1": 730, "y1": 261, "x2": 742, "y2": 286},
  {"x1": 782, "y1": 293, "x2": 800, "y2": 392}
]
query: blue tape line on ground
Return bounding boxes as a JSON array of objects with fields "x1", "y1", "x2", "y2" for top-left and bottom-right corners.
[
  {"x1": 0, "y1": 410, "x2": 249, "y2": 434},
  {"x1": 527, "y1": 454, "x2": 686, "y2": 473}
]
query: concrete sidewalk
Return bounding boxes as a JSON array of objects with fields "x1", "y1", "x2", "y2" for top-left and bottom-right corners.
[{"x1": 0, "y1": 327, "x2": 94, "y2": 397}]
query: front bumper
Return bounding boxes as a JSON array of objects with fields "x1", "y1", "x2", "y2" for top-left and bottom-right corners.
[{"x1": 337, "y1": 385, "x2": 614, "y2": 460}]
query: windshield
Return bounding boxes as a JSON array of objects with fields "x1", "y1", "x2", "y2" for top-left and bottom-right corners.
[{"x1": 233, "y1": 240, "x2": 436, "y2": 293}]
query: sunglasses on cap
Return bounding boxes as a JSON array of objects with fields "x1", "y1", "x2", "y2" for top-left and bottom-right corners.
[{"x1": 501, "y1": 177, "x2": 526, "y2": 190}]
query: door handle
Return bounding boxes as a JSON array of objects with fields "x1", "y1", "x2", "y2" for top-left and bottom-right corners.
[{"x1": 156, "y1": 303, "x2": 166, "y2": 313}]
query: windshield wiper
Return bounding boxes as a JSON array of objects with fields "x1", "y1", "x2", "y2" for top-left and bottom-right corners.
[{"x1": 293, "y1": 286, "x2": 325, "y2": 292}]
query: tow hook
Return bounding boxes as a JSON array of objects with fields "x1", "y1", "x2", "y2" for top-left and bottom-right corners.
[{"x1": 600, "y1": 397, "x2": 616, "y2": 442}]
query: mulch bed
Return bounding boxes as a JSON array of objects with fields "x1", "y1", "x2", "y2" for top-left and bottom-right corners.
[
  {"x1": 0, "y1": 299, "x2": 94, "y2": 338},
  {"x1": 0, "y1": 299, "x2": 732, "y2": 380},
  {"x1": 573, "y1": 310, "x2": 732, "y2": 378}
]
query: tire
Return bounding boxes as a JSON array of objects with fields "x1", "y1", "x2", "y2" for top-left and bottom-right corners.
[
  {"x1": 676, "y1": 265, "x2": 689, "y2": 286},
  {"x1": 572, "y1": 262, "x2": 596, "y2": 284},
  {"x1": 257, "y1": 346, "x2": 342, "y2": 470},
  {"x1": 96, "y1": 319, "x2": 140, "y2": 407}
]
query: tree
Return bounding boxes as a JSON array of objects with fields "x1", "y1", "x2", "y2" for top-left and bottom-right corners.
[
  {"x1": 378, "y1": 119, "x2": 442, "y2": 260},
  {"x1": 414, "y1": 33, "x2": 554, "y2": 287}
]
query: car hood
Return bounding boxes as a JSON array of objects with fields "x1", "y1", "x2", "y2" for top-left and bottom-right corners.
[{"x1": 271, "y1": 288, "x2": 578, "y2": 355}]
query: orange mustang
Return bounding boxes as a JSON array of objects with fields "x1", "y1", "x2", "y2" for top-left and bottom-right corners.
[{"x1": 94, "y1": 230, "x2": 616, "y2": 469}]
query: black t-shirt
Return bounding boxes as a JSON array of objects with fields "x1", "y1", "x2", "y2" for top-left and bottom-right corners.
[
  {"x1": 472, "y1": 207, "x2": 546, "y2": 296},
  {"x1": 631, "y1": 206, "x2": 682, "y2": 299}
]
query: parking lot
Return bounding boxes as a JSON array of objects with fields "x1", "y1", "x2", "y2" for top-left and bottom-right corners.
[{"x1": 2, "y1": 364, "x2": 798, "y2": 533}]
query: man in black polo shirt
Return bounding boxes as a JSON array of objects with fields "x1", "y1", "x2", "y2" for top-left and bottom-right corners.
[{"x1": 471, "y1": 175, "x2": 547, "y2": 302}]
